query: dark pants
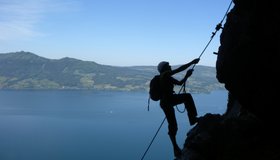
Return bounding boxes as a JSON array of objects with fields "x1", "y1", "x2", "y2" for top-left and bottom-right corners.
[{"x1": 160, "y1": 93, "x2": 197, "y2": 155}]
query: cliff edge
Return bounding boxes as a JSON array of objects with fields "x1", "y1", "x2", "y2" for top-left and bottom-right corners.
[{"x1": 181, "y1": 0, "x2": 280, "y2": 159}]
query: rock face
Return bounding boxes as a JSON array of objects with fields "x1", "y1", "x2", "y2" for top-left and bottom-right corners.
[
  {"x1": 181, "y1": 0, "x2": 280, "y2": 159},
  {"x1": 216, "y1": 0, "x2": 279, "y2": 122}
]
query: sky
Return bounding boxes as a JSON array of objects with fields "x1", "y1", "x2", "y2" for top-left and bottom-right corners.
[{"x1": 0, "y1": 0, "x2": 234, "y2": 67}]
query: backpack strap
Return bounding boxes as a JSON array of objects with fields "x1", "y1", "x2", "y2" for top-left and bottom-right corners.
[{"x1": 147, "y1": 96, "x2": 151, "y2": 111}]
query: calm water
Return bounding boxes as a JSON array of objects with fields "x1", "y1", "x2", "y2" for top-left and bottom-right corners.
[{"x1": 0, "y1": 90, "x2": 227, "y2": 160}]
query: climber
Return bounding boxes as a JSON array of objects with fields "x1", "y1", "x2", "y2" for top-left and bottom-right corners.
[{"x1": 157, "y1": 58, "x2": 200, "y2": 158}]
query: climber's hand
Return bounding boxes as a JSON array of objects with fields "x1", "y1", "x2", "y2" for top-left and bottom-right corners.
[
  {"x1": 186, "y1": 69, "x2": 194, "y2": 77},
  {"x1": 192, "y1": 58, "x2": 200, "y2": 64}
]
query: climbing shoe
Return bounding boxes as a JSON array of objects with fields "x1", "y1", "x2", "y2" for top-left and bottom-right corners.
[
  {"x1": 189, "y1": 116, "x2": 198, "y2": 126},
  {"x1": 174, "y1": 147, "x2": 182, "y2": 159}
]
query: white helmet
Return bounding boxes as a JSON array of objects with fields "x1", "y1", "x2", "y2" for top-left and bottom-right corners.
[{"x1": 157, "y1": 61, "x2": 169, "y2": 73}]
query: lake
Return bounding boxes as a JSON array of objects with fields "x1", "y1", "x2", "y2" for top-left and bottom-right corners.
[{"x1": 0, "y1": 90, "x2": 227, "y2": 160}]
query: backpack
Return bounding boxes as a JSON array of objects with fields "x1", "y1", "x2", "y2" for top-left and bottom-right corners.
[{"x1": 149, "y1": 75, "x2": 162, "y2": 101}]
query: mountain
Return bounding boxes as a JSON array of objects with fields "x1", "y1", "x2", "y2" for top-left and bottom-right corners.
[{"x1": 0, "y1": 51, "x2": 224, "y2": 92}]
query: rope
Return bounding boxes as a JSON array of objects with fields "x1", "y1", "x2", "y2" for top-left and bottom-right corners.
[
  {"x1": 140, "y1": 117, "x2": 166, "y2": 160},
  {"x1": 141, "y1": 1, "x2": 233, "y2": 159},
  {"x1": 175, "y1": 82, "x2": 187, "y2": 113},
  {"x1": 184, "y1": 0, "x2": 233, "y2": 87}
]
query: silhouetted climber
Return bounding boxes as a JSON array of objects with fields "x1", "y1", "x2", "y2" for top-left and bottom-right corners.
[{"x1": 157, "y1": 58, "x2": 200, "y2": 159}]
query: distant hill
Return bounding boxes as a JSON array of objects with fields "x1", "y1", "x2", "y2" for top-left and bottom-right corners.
[{"x1": 0, "y1": 51, "x2": 224, "y2": 92}]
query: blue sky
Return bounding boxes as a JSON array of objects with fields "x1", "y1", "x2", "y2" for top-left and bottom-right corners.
[{"x1": 0, "y1": 0, "x2": 233, "y2": 66}]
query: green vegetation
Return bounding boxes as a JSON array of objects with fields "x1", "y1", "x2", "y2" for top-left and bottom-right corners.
[{"x1": 0, "y1": 51, "x2": 224, "y2": 93}]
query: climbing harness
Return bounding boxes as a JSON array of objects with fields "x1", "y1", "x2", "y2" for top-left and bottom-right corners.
[{"x1": 141, "y1": 1, "x2": 233, "y2": 160}]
